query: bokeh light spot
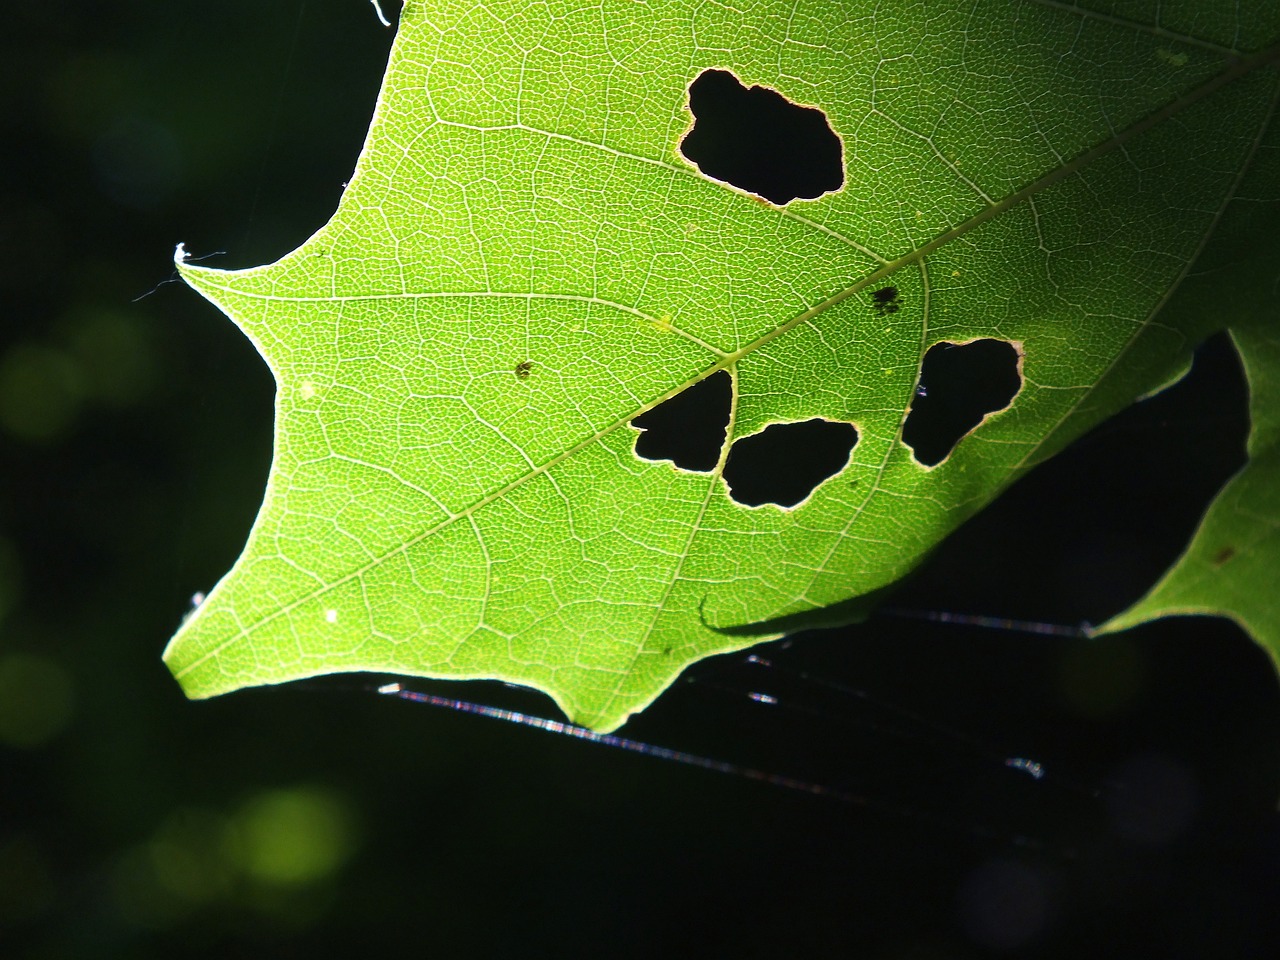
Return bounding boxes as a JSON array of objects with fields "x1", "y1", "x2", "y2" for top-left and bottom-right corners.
[
  {"x1": 0, "y1": 653, "x2": 75, "y2": 748},
  {"x1": 0, "y1": 343, "x2": 84, "y2": 442},
  {"x1": 111, "y1": 844, "x2": 188, "y2": 929},
  {"x1": 63, "y1": 309, "x2": 157, "y2": 406},
  {"x1": 233, "y1": 787, "x2": 356, "y2": 886},
  {"x1": 149, "y1": 808, "x2": 237, "y2": 904}
]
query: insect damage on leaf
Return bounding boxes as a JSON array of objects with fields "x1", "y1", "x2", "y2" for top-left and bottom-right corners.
[
  {"x1": 723, "y1": 419, "x2": 859, "y2": 508},
  {"x1": 165, "y1": 1, "x2": 1280, "y2": 732},
  {"x1": 902, "y1": 340, "x2": 1023, "y2": 468},
  {"x1": 871, "y1": 286, "x2": 901, "y2": 315},
  {"x1": 631, "y1": 371, "x2": 732, "y2": 473},
  {"x1": 679, "y1": 68, "x2": 844, "y2": 205}
]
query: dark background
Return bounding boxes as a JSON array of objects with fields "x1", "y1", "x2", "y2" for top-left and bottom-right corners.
[{"x1": 2, "y1": 2, "x2": 1277, "y2": 957}]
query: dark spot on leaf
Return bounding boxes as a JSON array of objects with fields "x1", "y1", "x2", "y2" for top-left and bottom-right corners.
[
  {"x1": 723, "y1": 419, "x2": 858, "y2": 507},
  {"x1": 632, "y1": 371, "x2": 731, "y2": 472},
  {"x1": 680, "y1": 69, "x2": 843, "y2": 205},
  {"x1": 902, "y1": 339, "x2": 1022, "y2": 467},
  {"x1": 871, "y1": 286, "x2": 900, "y2": 314},
  {"x1": 1212, "y1": 546, "x2": 1236, "y2": 566},
  {"x1": 514, "y1": 360, "x2": 533, "y2": 379}
]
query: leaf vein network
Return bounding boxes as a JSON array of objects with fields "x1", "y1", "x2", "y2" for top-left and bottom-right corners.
[
  {"x1": 175, "y1": 40, "x2": 1280, "y2": 679},
  {"x1": 1013, "y1": 74, "x2": 1280, "y2": 471},
  {"x1": 432, "y1": 117, "x2": 888, "y2": 259},
  {"x1": 1025, "y1": 0, "x2": 1243, "y2": 56}
]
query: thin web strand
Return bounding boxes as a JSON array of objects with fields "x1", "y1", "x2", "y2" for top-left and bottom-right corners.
[
  {"x1": 376, "y1": 682, "x2": 864, "y2": 803},
  {"x1": 374, "y1": 680, "x2": 1073, "y2": 853},
  {"x1": 728, "y1": 653, "x2": 1099, "y2": 800},
  {"x1": 878, "y1": 606, "x2": 1093, "y2": 637}
]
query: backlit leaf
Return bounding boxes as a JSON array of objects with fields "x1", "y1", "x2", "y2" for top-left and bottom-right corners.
[{"x1": 166, "y1": 1, "x2": 1280, "y2": 731}]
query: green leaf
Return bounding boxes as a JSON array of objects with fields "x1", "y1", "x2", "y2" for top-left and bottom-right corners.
[
  {"x1": 1099, "y1": 324, "x2": 1280, "y2": 667},
  {"x1": 165, "y1": 0, "x2": 1280, "y2": 732}
]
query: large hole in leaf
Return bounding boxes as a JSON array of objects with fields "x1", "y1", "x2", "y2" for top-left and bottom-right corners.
[
  {"x1": 902, "y1": 339, "x2": 1022, "y2": 467},
  {"x1": 884, "y1": 332, "x2": 1247, "y2": 625},
  {"x1": 723, "y1": 419, "x2": 858, "y2": 508},
  {"x1": 680, "y1": 69, "x2": 844, "y2": 205},
  {"x1": 632, "y1": 371, "x2": 732, "y2": 472}
]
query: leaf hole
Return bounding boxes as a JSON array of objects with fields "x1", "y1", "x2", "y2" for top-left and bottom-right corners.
[
  {"x1": 902, "y1": 339, "x2": 1023, "y2": 467},
  {"x1": 679, "y1": 69, "x2": 844, "y2": 205},
  {"x1": 631, "y1": 371, "x2": 732, "y2": 472},
  {"x1": 723, "y1": 419, "x2": 858, "y2": 508}
]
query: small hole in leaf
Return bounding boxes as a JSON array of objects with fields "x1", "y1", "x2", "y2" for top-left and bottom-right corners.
[
  {"x1": 902, "y1": 339, "x2": 1022, "y2": 467},
  {"x1": 632, "y1": 371, "x2": 732, "y2": 472},
  {"x1": 680, "y1": 69, "x2": 843, "y2": 205},
  {"x1": 723, "y1": 419, "x2": 858, "y2": 508}
]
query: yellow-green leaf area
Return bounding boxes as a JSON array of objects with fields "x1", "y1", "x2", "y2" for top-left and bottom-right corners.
[{"x1": 166, "y1": 0, "x2": 1280, "y2": 731}]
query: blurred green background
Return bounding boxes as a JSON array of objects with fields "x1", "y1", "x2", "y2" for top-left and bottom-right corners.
[{"x1": 2, "y1": 2, "x2": 1278, "y2": 957}]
